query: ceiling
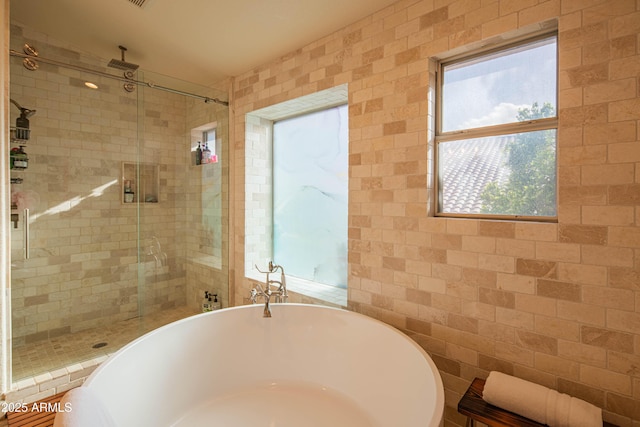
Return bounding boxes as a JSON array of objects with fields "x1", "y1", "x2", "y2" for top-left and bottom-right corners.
[{"x1": 10, "y1": 0, "x2": 400, "y2": 89}]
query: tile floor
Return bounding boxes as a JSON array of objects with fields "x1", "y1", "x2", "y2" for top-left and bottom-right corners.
[{"x1": 11, "y1": 306, "x2": 199, "y2": 382}]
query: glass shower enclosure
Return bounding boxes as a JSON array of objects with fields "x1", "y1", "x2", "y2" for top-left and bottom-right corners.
[{"x1": 8, "y1": 23, "x2": 229, "y2": 383}]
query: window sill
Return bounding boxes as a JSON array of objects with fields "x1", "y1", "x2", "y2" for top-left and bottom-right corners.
[{"x1": 247, "y1": 272, "x2": 347, "y2": 307}]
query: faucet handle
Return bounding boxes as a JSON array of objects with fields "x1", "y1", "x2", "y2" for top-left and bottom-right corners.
[
  {"x1": 249, "y1": 288, "x2": 258, "y2": 303},
  {"x1": 254, "y1": 263, "x2": 270, "y2": 274}
]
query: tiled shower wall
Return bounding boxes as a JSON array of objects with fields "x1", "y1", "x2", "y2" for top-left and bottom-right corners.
[
  {"x1": 231, "y1": 1, "x2": 640, "y2": 426},
  {"x1": 184, "y1": 96, "x2": 230, "y2": 310},
  {"x1": 9, "y1": 24, "x2": 191, "y2": 345}
]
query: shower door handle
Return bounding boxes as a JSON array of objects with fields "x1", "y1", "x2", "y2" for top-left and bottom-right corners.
[{"x1": 24, "y1": 208, "x2": 30, "y2": 259}]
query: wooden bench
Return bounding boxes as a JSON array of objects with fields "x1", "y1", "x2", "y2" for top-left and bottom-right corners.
[
  {"x1": 458, "y1": 377, "x2": 617, "y2": 427},
  {"x1": 6, "y1": 391, "x2": 68, "y2": 427}
]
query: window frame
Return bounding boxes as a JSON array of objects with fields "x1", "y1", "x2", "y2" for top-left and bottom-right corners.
[{"x1": 434, "y1": 32, "x2": 559, "y2": 222}]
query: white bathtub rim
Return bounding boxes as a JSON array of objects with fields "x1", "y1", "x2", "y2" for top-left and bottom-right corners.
[{"x1": 83, "y1": 303, "x2": 444, "y2": 426}]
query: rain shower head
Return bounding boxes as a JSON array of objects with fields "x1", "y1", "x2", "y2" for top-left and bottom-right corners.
[
  {"x1": 10, "y1": 99, "x2": 36, "y2": 118},
  {"x1": 108, "y1": 45, "x2": 139, "y2": 71}
]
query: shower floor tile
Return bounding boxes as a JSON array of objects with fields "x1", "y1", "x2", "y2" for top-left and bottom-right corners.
[{"x1": 12, "y1": 306, "x2": 199, "y2": 382}]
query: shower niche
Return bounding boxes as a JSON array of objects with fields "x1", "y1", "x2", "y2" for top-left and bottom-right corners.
[{"x1": 121, "y1": 162, "x2": 160, "y2": 204}]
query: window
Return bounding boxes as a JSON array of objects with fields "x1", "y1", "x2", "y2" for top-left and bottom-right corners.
[
  {"x1": 273, "y1": 105, "x2": 348, "y2": 288},
  {"x1": 436, "y1": 34, "x2": 557, "y2": 220},
  {"x1": 245, "y1": 84, "x2": 348, "y2": 305},
  {"x1": 202, "y1": 128, "x2": 217, "y2": 163}
]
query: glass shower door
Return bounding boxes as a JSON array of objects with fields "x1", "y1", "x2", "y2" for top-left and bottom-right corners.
[
  {"x1": 9, "y1": 53, "x2": 143, "y2": 380},
  {"x1": 9, "y1": 27, "x2": 229, "y2": 385}
]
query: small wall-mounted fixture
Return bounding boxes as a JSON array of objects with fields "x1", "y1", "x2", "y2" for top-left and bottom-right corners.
[
  {"x1": 21, "y1": 43, "x2": 39, "y2": 71},
  {"x1": 10, "y1": 99, "x2": 36, "y2": 141}
]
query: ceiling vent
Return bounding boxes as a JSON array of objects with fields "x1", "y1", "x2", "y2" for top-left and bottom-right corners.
[{"x1": 127, "y1": 0, "x2": 150, "y2": 8}]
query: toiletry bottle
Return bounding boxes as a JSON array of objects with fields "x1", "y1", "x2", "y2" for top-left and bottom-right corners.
[
  {"x1": 124, "y1": 180, "x2": 134, "y2": 203},
  {"x1": 202, "y1": 291, "x2": 211, "y2": 312},
  {"x1": 203, "y1": 143, "x2": 211, "y2": 164},
  {"x1": 211, "y1": 294, "x2": 221, "y2": 310},
  {"x1": 195, "y1": 142, "x2": 202, "y2": 165}
]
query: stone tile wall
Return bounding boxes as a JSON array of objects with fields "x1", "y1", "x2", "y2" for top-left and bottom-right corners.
[
  {"x1": 184, "y1": 95, "x2": 230, "y2": 311},
  {"x1": 230, "y1": 1, "x2": 640, "y2": 425}
]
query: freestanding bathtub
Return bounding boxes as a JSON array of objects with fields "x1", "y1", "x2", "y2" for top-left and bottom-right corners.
[{"x1": 61, "y1": 304, "x2": 444, "y2": 426}]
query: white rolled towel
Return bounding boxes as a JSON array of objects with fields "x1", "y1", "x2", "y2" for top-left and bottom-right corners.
[
  {"x1": 482, "y1": 371, "x2": 602, "y2": 427},
  {"x1": 52, "y1": 387, "x2": 117, "y2": 427}
]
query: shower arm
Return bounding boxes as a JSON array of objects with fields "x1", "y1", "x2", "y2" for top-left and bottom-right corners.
[
  {"x1": 9, "y1": 49, "x2": 229, "y2": 107},
  {"x1": 10, "y1": 98, "x2": 36, "y2": 117},
  {"x1": 10, "y1": 98, "x2": 23, "y2": 110}
]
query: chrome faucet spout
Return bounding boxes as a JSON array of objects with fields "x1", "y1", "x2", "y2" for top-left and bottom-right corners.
[
  {"x1": 263, "y1": 299, "x2": 272, "y2": 318},
  {"x1": 251, "y1": 261, "x2": 287, "y2": 316}
]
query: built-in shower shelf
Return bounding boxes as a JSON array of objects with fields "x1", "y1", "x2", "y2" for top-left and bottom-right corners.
[{"x1": 121, "y1": 161, "x2": 160, "y2": 204}]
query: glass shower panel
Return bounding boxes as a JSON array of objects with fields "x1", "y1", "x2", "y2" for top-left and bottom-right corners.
[
  {"x1": 135, "y1": 72, "x2": 189, "y2": 322},
  {"x1": 137, "y1": 73, "x2": 230, "y2": 318},
  {"x1": 9, "y1": 26, "x2": 229, "y2": 384},
  {"x1": 9, "y1": 49, "x2": 142, "y2": 380}
]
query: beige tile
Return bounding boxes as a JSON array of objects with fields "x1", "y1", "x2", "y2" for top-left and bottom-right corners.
[
  {"x1": 609, "y1": 226, "x2": 640, "y2": 248},
  {"x1": 515, "y1": 258, "x2": 557, "y2": 278},
  {"x1": 534, "y1": 353, "x2": 580, "y2": 380},
  {"x1": 478, "y1": 221, "x2": 515, "y2": 239},
  {"x1": 495, "y1": 342, "x2": 534, "y2": 367},
  {"x1": 536, "y1": 279, "x2": 581, "y2": 302},
  {"x1": 608, "y1": 184, "x2": 640, "y2": 206},
  {"x1": 516, "y1": 294, "x2": 556, "y2": 316},
  {"x1": 606, "y1": 392, "x2": 640, "y2": 423},
  {"x1": 582, "y1": 245, "x2": 634, "y2": 267},
  {"x1": 557, "y1": 262, "x2": 607, "y2": 286},
  {"x1": 462, "y1": 236, "x2": 496, "y2": 254},
  {"x1": 557, "y1": 301, "x2": 605, "y2": 326},
  {"x1": 495, "y1": 238, "x2": 536, "y2": 259},
  {"x1": 497, "y1": 273, "x2": 535, "y2": 294},
  {"x1": 580, "y1": 365, "x2": 632, "y2": 395},
  {"x1": 583, "y1": 286, "x2": 635, "y2": 310},
  {"x1": 581, "y1": 325, "x2": 634, "y2": 353},
  {"x1": 462, "y1": 268, "x2": 497, "y2": 287},
  {"x1": 478, "y1": 254, "x2": 515, "y2": 273},
  {"x1": 558, "y1": 224, "x2": 607, "y2": 245},
  {"x1": 516, "y1": 330, "x2": 558, "y2": 355},
  {"x1": 584, "y1": 78, "x2": 637, "y2": 105},
  {"x1": 535, "y1": 242, "x2": 580, "y2": 263},
  {"x1": 606, "y1": 309, "x2": 640, "y2": 335},
  {"x1": 479, "y1": 288, "x2": 515, "y2": 309},
  {"x1": 557, "y1": 340, "x2": 606, "y2": 367},
  {"x1": 582, "y1": 206, "x2": 635, "y2": 226},
  {"x1": 608, "y1": 351, "x2": 640, "y2": 380},
  {"x1": 584, "y1": 121, "x2": 637, "y2": 145},
  {"x1": 495, "y1": 307, "x2": 534, "y2": 330},
  {"x1": 515, "y1": 222, "x2": 558, "y2": 242}
]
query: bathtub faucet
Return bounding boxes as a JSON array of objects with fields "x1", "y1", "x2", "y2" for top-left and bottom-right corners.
[{"x1": 251, "y1": 261, "x2": 288, "y2": 317}]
